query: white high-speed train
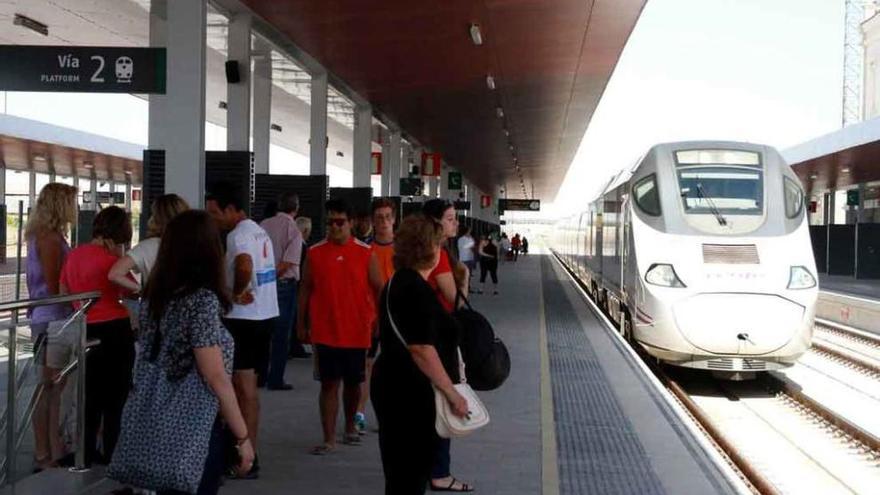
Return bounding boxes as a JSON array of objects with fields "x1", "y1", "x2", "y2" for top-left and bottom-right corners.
[{"x1": 552, "y1": 141, "x2": 817, "y2": 377}]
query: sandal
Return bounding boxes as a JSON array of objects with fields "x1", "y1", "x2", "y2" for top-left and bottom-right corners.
[
  {"x1": 342, "y1": 433, "x2": 362, "y2": 445},
  {"x1": 430, "y1": 478, "x2": 474, "y2": 492},
  {"x1": 310, "y1": 444, "x2": 336, "y2": 456}
]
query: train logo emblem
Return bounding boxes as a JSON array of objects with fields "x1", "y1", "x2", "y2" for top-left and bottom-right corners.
[{"x1": 115, "y1": 57, "x2": 133, "y2": 83}]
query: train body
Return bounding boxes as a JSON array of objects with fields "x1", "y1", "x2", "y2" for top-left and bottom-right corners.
[{"x1": 552, "y1": 141, "x2": 817, "y2": 376}]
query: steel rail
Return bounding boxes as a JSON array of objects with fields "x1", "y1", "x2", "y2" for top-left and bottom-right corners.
[
  {"x1": 762, "y1": 373, "x2": 880, "y2": 455},
  {"x1": 810, "y1": 340, "x2": 880, "y2": 376}
]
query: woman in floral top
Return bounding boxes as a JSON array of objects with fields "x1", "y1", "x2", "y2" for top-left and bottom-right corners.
[{"x1": 139, "y1": 210, "x2": 254, "y2": 494}]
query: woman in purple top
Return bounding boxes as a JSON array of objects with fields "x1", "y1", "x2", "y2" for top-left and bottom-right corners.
[{"x1": 25, "y1": 182, "x2": 78, "y2": 470}]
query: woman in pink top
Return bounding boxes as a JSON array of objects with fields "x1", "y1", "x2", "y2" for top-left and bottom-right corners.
[{"x1": 60, "y1": 206, "x2": 134, "y2": 466}]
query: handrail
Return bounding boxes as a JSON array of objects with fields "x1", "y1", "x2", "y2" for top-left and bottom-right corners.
[
  {"x1": 0, "y1": 292, "x2": 101, "y2": 313},
  {"x1": 0, "y1": 293, "x2": 99, "y2": 485}
]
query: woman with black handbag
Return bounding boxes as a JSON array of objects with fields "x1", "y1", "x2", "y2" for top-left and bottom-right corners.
[
  {"x1": 372, "y1": 214, "x2": 469, "y2": 495},
  {"x1": 109, "y1": 211, "x2": 254, "y2": 494}
]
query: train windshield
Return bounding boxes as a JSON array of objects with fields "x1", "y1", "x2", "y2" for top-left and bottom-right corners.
[
  {"x1": 675, "y1": 150, "x2": 763, "y2": 218},
  {"x1": 677, "y1": 167, "x2": 763, "y2": 215}
]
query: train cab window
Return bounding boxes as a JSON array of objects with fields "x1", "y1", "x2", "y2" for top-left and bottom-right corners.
[
  {"x1": 675, "y1": 149, "x2": 763, "y2": 216},
  {"x1": 633, "y1": 174, "x2": 661, "y2": 216},
  {"x1": 783, "y1": 177, "x2": 804, "y2": 218}
]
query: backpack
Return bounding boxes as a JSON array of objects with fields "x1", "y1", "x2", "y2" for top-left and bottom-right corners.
[{"x1": 454, "y1": 293, "x2": 510, "y2": 391}]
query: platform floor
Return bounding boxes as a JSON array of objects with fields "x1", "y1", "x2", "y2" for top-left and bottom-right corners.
[
  {"x1": 3, "y1": 253, "x2": 739, "y2": 494},
  {"x1": 819, "y1": 273, "x2": 880, "y2": 301}
]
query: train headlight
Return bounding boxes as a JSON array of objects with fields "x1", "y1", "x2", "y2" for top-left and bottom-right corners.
[
  {"x1": 645, "y1": 264, "x2": 686, "y2": 288},
  {"x1": 787, "y1": 266, "x2": 816, "y2": 290}
]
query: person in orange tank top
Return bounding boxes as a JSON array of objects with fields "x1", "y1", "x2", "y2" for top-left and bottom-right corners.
[
  {"x1": 297, "y1": 199, "x2": 376, "y2": 455},
  {"x1": 354, "y1": 197, "x2": 397, "y2": 434}
]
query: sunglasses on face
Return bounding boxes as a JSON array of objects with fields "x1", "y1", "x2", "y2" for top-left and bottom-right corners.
[{"x1": 326, "y1": 218, "x2": 348, "y2": 227}]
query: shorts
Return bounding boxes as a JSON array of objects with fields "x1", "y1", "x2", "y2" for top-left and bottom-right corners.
[
  {"x1": 223, "y1": 318, "x2": 273, "y2": 371},
  {"x1": 313, "y1": 344, "x2": 368, "y2": 386},
  {"x1": 31, "y1": 319, "x2": 79, "y2": 369},
  {"x1": 463, "y1": 260, "x2": 477, "y2": 274}
]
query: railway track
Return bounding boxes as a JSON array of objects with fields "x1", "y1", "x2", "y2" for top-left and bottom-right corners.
[{"x1": 552, "y1": 253, "x2": 880, "y2": 494}]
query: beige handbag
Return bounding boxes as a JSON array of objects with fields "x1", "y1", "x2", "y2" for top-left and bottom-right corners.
[{"x1": 386, "y1": 275, "x2": 490, "y2": 438}]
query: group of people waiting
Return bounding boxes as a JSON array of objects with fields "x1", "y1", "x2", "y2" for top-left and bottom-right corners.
[{"x1": 23, "y1": 180, "x2": 486, "y2": 494}]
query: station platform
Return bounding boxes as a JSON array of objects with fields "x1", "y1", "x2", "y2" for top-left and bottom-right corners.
[
  {"x1": 819, "y1": 274, "x2": 880, "y2": 301},
  {"x1": 3, "y1": 253, "x2": 739, "y2": 494},
  {"x1": 220, "y1": 253, "x2": 737, "y2": 494}
]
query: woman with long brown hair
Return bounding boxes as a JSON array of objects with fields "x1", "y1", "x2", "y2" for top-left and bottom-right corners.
[{"x1": 120, "y1": 210, "x2": 253, "y2": 494}]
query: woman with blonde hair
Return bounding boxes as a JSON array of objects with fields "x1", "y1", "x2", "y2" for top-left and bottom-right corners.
[
  {"x1": 25, "y1": 182, "x2": 78, "y2": 470},
  {"x1": 109, "y1": 194, "x2": 189, "y2": 293}
]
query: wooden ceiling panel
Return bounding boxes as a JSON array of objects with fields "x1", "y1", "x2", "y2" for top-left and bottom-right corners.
[{"x1": 241, "y1": 0, "x2": 645, "y2": 198}]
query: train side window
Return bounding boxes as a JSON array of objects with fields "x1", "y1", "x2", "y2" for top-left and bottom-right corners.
[
  {"x1": 784, "y1": 177, "x2": 804, "y2": 218},
  {"x1": 633, "y1": 174, "x2": 661, "y2": 216}
]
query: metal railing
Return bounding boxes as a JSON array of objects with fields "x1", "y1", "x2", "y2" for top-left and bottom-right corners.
[{"x1": 0, "y1": 291, "x2": 100, "y2": 486}]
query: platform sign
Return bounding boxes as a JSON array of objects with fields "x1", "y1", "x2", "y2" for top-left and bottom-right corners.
[
  {"x1": 0, "y1": 46, "x2": 166, "y2": 93},
  {"x1": 399, "y1": 178, "x2": 423, "y2": 196},
  {"x1": 499, "y1": 198, "x2": 541, "y2": 212},
  {"x1": 83, "y1": 191, "x2": 125, "y2": 204},
  {"x1": 453, "y1": 200, "x2": 471, "y2": 211},
  {"x1": 847, "y1": 189, "x2": 859, "y2": 207},
  {"x1": 448, "y1": 172, "x2": 462, "y2": 190}
]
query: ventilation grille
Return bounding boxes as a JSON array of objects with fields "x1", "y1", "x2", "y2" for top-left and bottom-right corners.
[
  {"x1": 707, "y1": 358, "x2": 734, "y2": 370},
  {"x1": 742, "y1": 359, "x2": 767, "y2": 370},
  {"x1": 706, "y1": 358, "x2": 767, "y2": 371},
  {"x1": 702, "y1": 244, "x2": 760, "y2": 264}
]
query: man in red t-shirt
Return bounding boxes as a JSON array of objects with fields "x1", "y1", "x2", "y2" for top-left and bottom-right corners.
[{"x1": 297, "y1": 199, "x2": 375, "y2": 455}]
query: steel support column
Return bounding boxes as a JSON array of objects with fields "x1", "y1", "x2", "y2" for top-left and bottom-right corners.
[
  {"x1": 252, "y1": 41, "x2": 272, "y2": 174},
  {"x1": 227, "y1": 13, "x2": 251, "y2": 152},
  {"x1": 310, "y1": 71, "x2": 328, "y2": 176},
  {"x1": 149, "y1": 0, "x2": 207, "y2": 208},
  {"x1": 28, "y1": 170, "x2": 36, "y2": 207},
  {"x1": 382, "y1": 130, "x2": 401, "y2": 196},
  {"x1": 353, "y1": 104, "x2": 372, "y2": 188}
]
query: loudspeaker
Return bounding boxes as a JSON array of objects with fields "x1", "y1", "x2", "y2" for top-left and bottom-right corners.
[{"x1": 225, "y1": 60, "x2": 241, "y2": 84}]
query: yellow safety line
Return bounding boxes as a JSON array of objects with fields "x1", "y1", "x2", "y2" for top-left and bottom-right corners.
[{"x1": 539, "y1": 259, "x2": 560, "y2": 495}]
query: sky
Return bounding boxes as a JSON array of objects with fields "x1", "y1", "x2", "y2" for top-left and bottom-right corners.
[{"x1": 548, "y1": 0, "x2": 846, "y2": 218}]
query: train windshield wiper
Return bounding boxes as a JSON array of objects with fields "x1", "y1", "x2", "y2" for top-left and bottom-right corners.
[{"x1": 696, "y1": 182, "x2": 727, "y2": 226}]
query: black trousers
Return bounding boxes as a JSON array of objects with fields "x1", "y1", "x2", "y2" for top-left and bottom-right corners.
[
  {"x1": 479, "y1": 259, "x2": 498, "y2": 284},
  {"x1": 372, "y1": 366, "x2": 439, "y2": 495},
  {"x1": 84, "y1": 318, "x2": 135, "y2": 466}
]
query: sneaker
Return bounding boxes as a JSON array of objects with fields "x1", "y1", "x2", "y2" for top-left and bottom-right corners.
[{"x1": 355, "y1": 412, "x2": 366, "y2": 434}]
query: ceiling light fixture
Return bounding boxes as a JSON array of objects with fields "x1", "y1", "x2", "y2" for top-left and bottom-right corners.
[
  {"x1": 83, "y1": 162, "x2": 94, "y2": 169},
  {"x1": 504, "y1": 129, "x2": 510, "y2": 137},
  {"x1": 14, "y1": 14, "x2": 48, "y2": 36},
  {"x1": 486, "y1": 75, "x2": 496, "y2": 90},
  {"x1": 809, "y1": 174, "x2": 817, "y2": 179},
  {"x1": 469, "y1": 24, "x2": 483, "y2": 46},
  {"x1": 841, "y1": 168, "x2": 850, "y2": 173},
  {"x1": 496, "y1": 107, "x2": 504, "y2": 118}
]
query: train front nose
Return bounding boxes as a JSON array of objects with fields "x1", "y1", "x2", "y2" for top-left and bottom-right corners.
[{"x1": 672, "y1": 293, "x2": 806, "y2": 355}]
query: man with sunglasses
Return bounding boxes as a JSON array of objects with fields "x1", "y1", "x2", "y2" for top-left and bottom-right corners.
[{"x1": 297, "y1": 199, "x2": 376, "y2": 455}]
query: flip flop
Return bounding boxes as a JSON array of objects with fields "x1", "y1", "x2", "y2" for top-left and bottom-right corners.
[
  {"x1": 430, "y1": 478, "x2": 474, "y2": 492},
  {"x1": 310, "y1": 444, "x2": 336, "y2": 456}
]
